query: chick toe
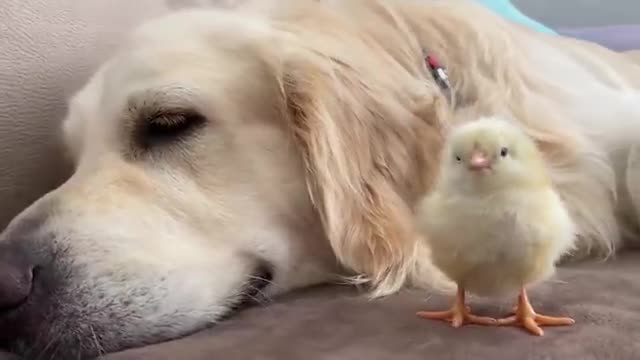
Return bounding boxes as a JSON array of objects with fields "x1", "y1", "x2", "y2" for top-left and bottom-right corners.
[
  {"x1": 465, "y1": 312, "x2": 499, "y2": 326},
  {"x1": 417, "y1": 286, "x2": 497, "y2": 327},
  {"x1": 535, "y1": 314, "x2": 576, "y2": 326},
  {"x1": 417, "y1": 307, "x2": 496, "y2": 327},
  {"x1": 498, "y1": 288, "x2": 575, "y2": 336}
]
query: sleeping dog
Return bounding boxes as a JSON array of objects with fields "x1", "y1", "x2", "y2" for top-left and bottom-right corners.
[{"x1": 0, "y1": 0, "x2": 638, "y2": 358}]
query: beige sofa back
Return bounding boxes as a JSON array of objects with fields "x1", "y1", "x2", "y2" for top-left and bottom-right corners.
[{"x1": 0, "y1": 0, "x2": 175, "y2": 229}]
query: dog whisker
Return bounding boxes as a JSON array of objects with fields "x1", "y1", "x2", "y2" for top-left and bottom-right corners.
[
  {"x1": 90, "y1": 325, "x2": 106, "y2": 357},
  {"x1": 242, "y1": 291, "x2": 273, "y2": 307},
  {"x1": 246, "y1": 274, "x2": 278, "y2": 288}
]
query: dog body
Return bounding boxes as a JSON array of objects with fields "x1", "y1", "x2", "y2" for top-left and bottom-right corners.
[{"x1": 0, "y1": 0, "x2": 639, "y2": 357}]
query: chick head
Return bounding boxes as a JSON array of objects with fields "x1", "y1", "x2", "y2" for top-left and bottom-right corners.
[{"x1": 441, "y1": 117, "x2": 549, "y2": 193}]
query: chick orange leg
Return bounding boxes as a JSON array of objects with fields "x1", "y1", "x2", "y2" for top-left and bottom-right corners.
[
  {"x1": 417, "y1": 285, "x2": 497, "y2": 327},
  {"x1": 497, "y1": 287, "x2": 575, "y2": 336}
]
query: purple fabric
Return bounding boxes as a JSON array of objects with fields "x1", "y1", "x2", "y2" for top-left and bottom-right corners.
[{"x1": 558, "y1": 25, "x2": 640, "y2": 51}]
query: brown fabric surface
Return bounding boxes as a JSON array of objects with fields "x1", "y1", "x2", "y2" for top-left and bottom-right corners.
[
  {"x1": 102, "y1": 252, "x2": 640, "y2": 360},
  {"x1": 0, "y1": 352, "x2": 16, "y2": 360}
]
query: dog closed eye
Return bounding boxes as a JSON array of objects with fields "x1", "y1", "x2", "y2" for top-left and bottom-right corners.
[{"x1": 137, "y1": 110, "x2": 207, "y2": 150}]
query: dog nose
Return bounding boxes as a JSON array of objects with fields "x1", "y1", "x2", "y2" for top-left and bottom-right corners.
[{"x1": 0, "y1": 243, "x2": 34, "y2": 310}]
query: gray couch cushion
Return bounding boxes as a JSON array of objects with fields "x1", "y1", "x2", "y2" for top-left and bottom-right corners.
[
  {"x1": 514, "y1": 0, "x2": 640, "y2": 28},
  {"x1": 104, "y1": 253, "x2": 640, "y2": 360}
]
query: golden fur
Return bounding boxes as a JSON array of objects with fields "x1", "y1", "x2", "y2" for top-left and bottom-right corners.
[
  {"x1": 2, "y1": 0, "x2": 640, "y2": 355},
  {"x1": 245, "y1": 0, "x2": 640, "y2": 294},
  {"x1": 626, "y1": 50, "x2": 640, "y2": 64}
]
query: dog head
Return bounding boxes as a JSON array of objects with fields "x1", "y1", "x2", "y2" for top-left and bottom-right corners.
[{"x1": 0, "y1": 2, "x2": 447, "y2": 357}]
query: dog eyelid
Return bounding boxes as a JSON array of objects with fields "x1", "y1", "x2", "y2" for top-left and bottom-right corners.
[{"x1": 134, "y1": 109, "x2": 207, "y2": 151}]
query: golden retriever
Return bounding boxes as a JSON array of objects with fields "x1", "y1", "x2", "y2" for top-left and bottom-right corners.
[{"x1": 0, "y1": 0, "x2": 638, "y2": 358}]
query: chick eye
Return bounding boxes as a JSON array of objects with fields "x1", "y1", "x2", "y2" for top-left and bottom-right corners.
[
  {"x1": 500, "y1": 147, "x2": 509, "y2": 157},
  {"x1": 455, "y1": 155, "x2": 462, "y2": 162}
]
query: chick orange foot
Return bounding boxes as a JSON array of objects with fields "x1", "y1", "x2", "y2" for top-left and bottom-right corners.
[
  {"x1": 497, "y1": 287, "x2": 575, "y2": 336},
  {"x1": 417, "y1": 286, "x2": 497, "y2": 328}
]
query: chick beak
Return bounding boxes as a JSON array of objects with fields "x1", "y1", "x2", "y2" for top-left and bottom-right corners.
[{"x1": 468, "y1": 151, "x2": 491, "y2": 172}]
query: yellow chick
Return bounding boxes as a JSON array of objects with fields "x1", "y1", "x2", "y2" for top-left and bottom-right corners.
[{"x1": 416, "y1": 117, "x2": 576, "y2": 336}]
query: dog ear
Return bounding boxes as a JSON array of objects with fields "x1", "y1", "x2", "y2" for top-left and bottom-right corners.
[{"x1": 280, "y1": 45, "x2": 448, "y2": 296}]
